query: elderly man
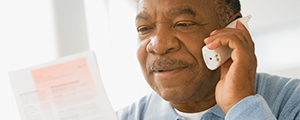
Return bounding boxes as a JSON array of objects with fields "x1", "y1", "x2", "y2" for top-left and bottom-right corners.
[{"x1": 117, "y1": 0, "x2": 300, "y2": 119}]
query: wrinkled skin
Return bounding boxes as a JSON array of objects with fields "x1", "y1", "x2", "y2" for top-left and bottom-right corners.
[{"x1": 136, "y1": 0, "x2": 257, "y2": 113}]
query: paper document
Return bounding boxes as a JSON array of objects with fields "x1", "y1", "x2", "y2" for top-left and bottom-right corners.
[{"x1": 9, "y1": 51, "x2": 118, "y2": 120}]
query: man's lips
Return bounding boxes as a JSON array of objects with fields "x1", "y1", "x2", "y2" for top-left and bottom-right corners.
[
  {"x1": 152, "y1": 66, "x2": 185, "y2": 72},
  {"x1": 151, "y1": 66, "x2": 187, "y2": 76}
]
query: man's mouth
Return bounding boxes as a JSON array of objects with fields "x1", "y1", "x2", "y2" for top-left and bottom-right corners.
[
  {"x1": 152, "y1": 67, "x2": 181, "y2": 73},
  {"x1": 151, "y1": 67, "x2": 185, "y2": 77},
  {"x1": 157, "y1": 70, "x2": 172, "y2": 72},
  {"x1": 150, "y1": 65, "x2": 188, "y2": 75}
]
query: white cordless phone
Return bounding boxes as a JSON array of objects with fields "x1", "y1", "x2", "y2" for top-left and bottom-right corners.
[{"x1": 202, "y1": 15, "x2": 252, "y2": 70}]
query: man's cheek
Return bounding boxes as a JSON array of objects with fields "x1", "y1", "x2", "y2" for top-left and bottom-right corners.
[{"x1": 137, "y1": 45, "x2": 148, "y2": 70}]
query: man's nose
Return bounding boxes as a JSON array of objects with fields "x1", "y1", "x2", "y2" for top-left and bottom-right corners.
[{"x1": 146, "y1": 28, "x2": 180, "y2": 55}]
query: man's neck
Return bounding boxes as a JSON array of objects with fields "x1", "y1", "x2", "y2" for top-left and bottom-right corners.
[
  {"x1": 169, "y1": 69, "x2": 220, "y2": 113},
  {"x1": 169, "y1": 94, "x2": 216, "y2": 113}
]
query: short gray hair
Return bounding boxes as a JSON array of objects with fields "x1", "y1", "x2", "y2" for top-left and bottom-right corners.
[{"x1": 214, "y1": 0, "x2": 241, "y2": 27}]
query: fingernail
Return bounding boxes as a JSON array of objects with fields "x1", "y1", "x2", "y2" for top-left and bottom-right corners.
[
  {"x1": 204, "y1": 37, "x2": 212, "y2": 45},
  {"x1": 210, "y1": 30, "x2": 217, "y2": 35},
  {"x1": 204, "y1": 37, "x2": 209, "y2": 42},
  {"x1": 204, "y1": 37, "x2": 214, "y2": 44},
  {"x1": 207, "y1": 42, "x2": 213, "y2": 48}
]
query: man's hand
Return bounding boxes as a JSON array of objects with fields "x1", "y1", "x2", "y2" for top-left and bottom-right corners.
[{"x1": 204, "y1": 21, "x2": 257, "y2": 114}]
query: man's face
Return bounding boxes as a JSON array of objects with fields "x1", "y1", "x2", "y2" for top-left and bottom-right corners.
[{"x1": 136, "y1": 0, "x2": 221, "y2": 102}]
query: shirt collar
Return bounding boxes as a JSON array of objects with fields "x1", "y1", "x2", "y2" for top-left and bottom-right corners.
[
  {"x1": 207, "y1": 104, "x2": 225, "y2": 118},
  {"x1": 145, "y1": 93, "x2": 181, "y2": 120},
  {"x1": 147, "y1": 93, "x2": 225, "y2": 120}
]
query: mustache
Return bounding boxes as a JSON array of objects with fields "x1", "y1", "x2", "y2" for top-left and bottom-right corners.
[{"x1": 147, "y1": 57, "x2": 194, "y2": 73}]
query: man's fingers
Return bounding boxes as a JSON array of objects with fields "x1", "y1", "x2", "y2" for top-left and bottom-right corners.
[
  {"x1": 236, "y1": 21, "x2": 255, "y2": 49},
  {"x1": 205, "y1": 31, "x2": 245, "y2": 51},
  {"x1": 204, "y1": 28, "x2": 254, "y2": 51},
  {"x1": 236, "y1": 20, "x2": 248, "y2": 31}
]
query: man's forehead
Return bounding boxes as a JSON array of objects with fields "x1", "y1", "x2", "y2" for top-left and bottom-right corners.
[
  {"x1": 136, "y1": 0, "x2": 215, "y2": 20},
  {"x1": 136, "y1": 5, "x2": 198, "y2": 21},
  {"x1": 136, "y1": 0, "x2": 213, "y2": 10}
]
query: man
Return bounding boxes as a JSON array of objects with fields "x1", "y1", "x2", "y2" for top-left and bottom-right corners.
[{"x1": 117, "y1": 0, "x2": 300, "y2": 119}]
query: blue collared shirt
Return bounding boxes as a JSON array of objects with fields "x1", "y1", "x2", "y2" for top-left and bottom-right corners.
[{"x1": 117, "y1": 73, "x2": 300, "y2": 120}]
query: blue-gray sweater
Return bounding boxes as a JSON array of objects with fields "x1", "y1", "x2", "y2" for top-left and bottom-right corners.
[{"x1": 117, "y1": 73, "x2": 300, "y2": 120}]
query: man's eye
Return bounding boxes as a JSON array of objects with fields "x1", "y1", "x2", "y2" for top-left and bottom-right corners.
[
  {"x1": 137, "y1": 27, "x2": 152, "y2": 32},
  {"x1": 174, "y1": 21, "x2": 199, "y2": 33},
  {"x1": 176, "y1": 22, "x2": 196, "y2": 27}
]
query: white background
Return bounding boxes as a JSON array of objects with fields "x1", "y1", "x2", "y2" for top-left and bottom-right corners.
[{"x1": 0, "y1": 0, "x2": 299, "y2": 119}]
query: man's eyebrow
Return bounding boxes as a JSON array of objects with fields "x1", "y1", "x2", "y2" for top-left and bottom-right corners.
[
  {"x1": 167, "y1": 6, "x2": 197, "y2": 18},
  {"x1": 135, "y1": 13, "x2": 151, "y2": 22}
]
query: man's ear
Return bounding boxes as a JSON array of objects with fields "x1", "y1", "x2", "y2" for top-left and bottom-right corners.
[{"x1": 228, "y1": 12, "x2": 242, "y2": 23}]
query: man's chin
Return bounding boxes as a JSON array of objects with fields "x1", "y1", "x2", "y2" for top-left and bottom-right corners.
[{"x1": 157, "y1": 88, "x2": 194, "y2": 102}]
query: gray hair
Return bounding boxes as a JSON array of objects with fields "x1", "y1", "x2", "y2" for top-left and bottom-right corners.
[{"x1": 214, "y1": 0, "x2": 241, "y2": 27}]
